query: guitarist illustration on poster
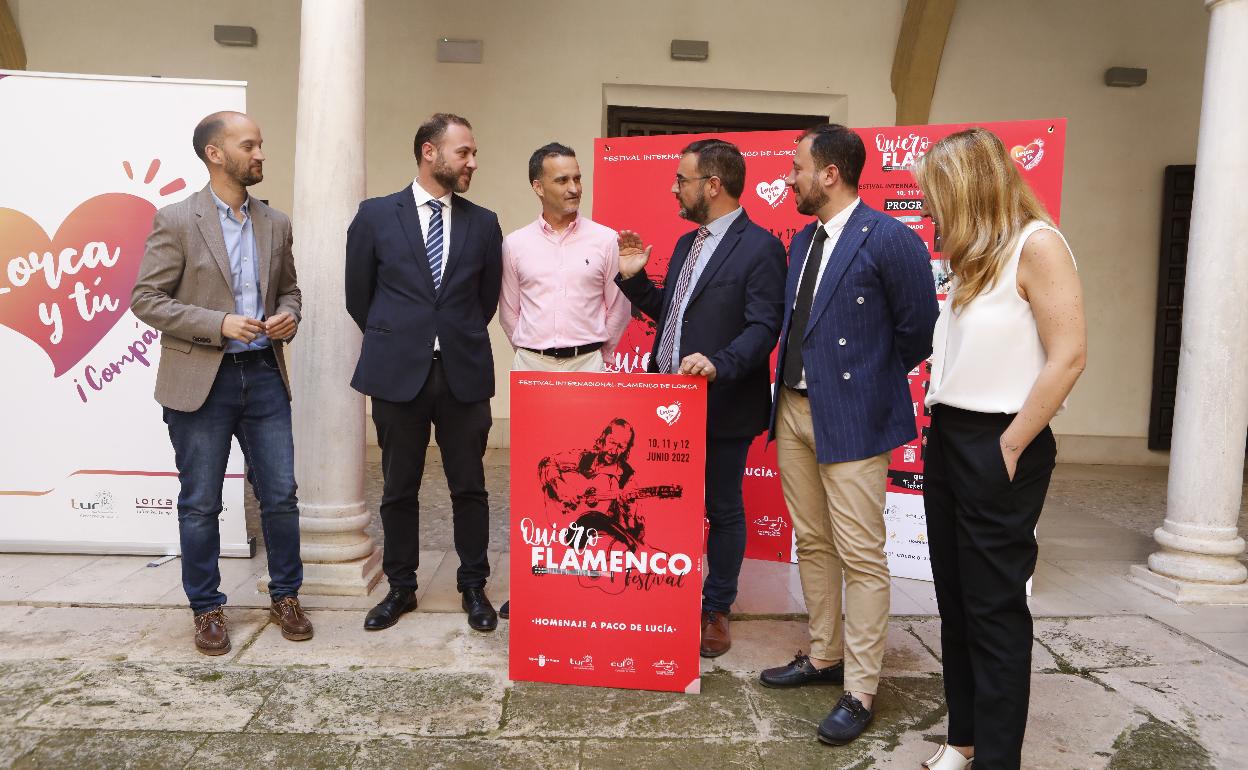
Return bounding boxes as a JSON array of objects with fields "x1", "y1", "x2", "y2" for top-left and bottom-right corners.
[{"x1": 537, "y1": 418, "x2": 683, "y2": 587}]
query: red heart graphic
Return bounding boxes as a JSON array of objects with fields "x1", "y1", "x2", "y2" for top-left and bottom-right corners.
[
  {"x1": 0, "y1": 193, "x2": 156, "y2": 376},
  {"x1": 1010, "y1": 142, "x2": 1042, "y2": 168}
]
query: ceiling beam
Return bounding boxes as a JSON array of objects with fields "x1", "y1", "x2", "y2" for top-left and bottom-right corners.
[
  {"x1": 0, "y1": 0, "x2": 26, "y2": 70},
  {"x1": 891, "y1": 0, "x2": 957, "y2": 126}
]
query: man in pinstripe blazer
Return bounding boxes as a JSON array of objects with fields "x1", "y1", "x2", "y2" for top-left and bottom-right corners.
[{"x1": 758, "y1": 124, "x2": 938, "y2": 746}]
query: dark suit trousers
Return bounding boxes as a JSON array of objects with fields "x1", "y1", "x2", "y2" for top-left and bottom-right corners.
[
  {"x1": 923, "y1": 405, "x2": 1056, "y2": 770},
  {"x1": 372, "y1": 357, "x2": 492, "y2": 592},
  {"x1": 702, "y1": 436, "x2": 752, "y2": 613}
]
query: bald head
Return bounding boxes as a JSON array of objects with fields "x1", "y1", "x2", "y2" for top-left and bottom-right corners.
[{"x1": 193, "y1": 111, "x2": 253, "y2": 163}]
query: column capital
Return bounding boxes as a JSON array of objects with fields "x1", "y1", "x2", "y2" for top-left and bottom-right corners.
[{"x1": 1206, "y1": 0, "x2": 1244, "y2": 11}]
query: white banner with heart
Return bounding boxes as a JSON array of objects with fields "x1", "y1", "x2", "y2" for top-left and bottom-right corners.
[{"x1": 0, "y1": 71, "x2": 250, "y2": 557}]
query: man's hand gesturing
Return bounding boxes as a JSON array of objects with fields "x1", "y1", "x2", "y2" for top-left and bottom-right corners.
[{"x1": 617, "y1": 230, "x2": 652, "y2": 280}]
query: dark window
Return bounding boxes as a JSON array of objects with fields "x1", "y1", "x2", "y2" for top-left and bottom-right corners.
[
  {"x1": 606, "y1": 106, "x2": 828, "y2": 138},
  {"x1": 1148, "y1": 165, "x2": 1194, "y2": 450}
]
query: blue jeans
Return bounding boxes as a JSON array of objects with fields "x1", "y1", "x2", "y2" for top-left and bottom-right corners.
[
  {"x1": 703, "y1": 436, "x2": 752, "y2": 614},
  {"x1": 164, "y1": 350, "x2": 302, "y2": 614}
]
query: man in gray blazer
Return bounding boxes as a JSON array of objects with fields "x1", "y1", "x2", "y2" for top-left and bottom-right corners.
[{"x1": 131, "y1": 111, "x2": 312, "y2": 655}]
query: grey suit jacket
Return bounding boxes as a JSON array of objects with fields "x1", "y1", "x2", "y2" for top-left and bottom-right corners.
[{"x1": 131, "y1": 185, "x2": 301, "y2": 412}]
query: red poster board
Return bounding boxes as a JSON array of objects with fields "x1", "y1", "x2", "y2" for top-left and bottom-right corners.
[
  {"x1": 593, "y1": 120, "x2": 1066, "y2": 569},
  {"x1": 509, "y1": 372, "x2": 707, "y2": 693}
]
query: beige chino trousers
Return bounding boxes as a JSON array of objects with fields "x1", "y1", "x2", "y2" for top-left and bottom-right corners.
[
  {"x1": 775, "y1": 387, "x2": 891, "y2": 695},
  {"x1": 512, "y1": 347, "x2": 605, "y2": 373}
]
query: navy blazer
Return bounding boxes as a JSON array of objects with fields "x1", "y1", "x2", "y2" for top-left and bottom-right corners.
[
  {"x1": 617, "y1": 209, "x2": 786, "y2": 440},
  {"x1": 345, "y1": 187, "x2": 503, "y2": 403},
  {"x1": 770, "y1": 202, "x2": 938, "y2": 463}
]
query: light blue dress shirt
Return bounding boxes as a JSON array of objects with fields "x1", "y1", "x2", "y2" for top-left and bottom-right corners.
[
  {"x1": 209, "y1": 188, "x2": 269, "y2": 352},
  {"x1": 670, "y1": 206, "x2": 743, "y2": 369}
]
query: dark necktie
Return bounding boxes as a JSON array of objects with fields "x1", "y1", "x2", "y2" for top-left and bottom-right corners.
[
  {"x1": 656, "y1": 226, "x2": 712, "y2": 374},
  {"x1": 426, "y1": 200, "x2": 444, "y2": 291},
  {"x1": 782, "y1": 225, "x2": 831, "y2": 388}
]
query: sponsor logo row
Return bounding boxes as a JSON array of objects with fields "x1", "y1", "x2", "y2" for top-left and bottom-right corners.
[{"x1": 527, "y1": 654, "x2": 679, "y2": 676}]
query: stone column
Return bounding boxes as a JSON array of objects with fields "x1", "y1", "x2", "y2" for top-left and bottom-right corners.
[
  {"x1": 1131, "y1": 0, "x2": 1248, "y2": 603},
  {"x1": 279, "y1": 0, "x2": 380, "y2": 595}
]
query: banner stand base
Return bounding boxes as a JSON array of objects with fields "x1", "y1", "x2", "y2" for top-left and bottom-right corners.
[{"x1": 260, "y1": 545, "x2": 383, "y2": 597}]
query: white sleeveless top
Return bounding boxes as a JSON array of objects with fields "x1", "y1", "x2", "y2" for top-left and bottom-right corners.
[{"x1": 925, "y1": 221, "x2": 1075, "y2": 414}]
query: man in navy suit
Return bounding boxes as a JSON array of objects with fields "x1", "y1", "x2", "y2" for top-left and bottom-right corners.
[
  {"x1": 345, "y1": 113, "x2": 503, "y2": 633},
  {"x1": 616, "y1": 139, "x2": 785, "y2": 658},
  {"x1": 758, "y1": 125, "x2": 937, "y2": 746}
]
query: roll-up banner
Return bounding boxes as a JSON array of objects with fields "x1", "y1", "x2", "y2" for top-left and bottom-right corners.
[{"x1": 0, "y1": 71, "x2": 250, "y2": 556}]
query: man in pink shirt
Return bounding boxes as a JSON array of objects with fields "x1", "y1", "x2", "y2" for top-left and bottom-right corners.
[
  {"x1": 497, "y1": 143, "x2": 632, "y2": 620},
  {"x1": 499, "y1": 143, "x2": 631, "y2": 373}
]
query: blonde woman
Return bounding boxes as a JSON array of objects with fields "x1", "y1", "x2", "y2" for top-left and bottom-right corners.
[{"x1": 913, "y1": 128, "x2": 1086, "y2": 770}]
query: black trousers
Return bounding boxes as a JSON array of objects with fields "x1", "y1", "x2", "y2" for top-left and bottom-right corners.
[
  {"x1": 372, "y1": 358, "x2": 492, "y2": 592},
  {"x1": 923, "y1": 405, "x2": 1056, "y2": 770}
]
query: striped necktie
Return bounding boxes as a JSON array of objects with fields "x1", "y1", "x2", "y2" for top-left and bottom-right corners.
[
  {"x1": 656, "y1": 226, "x2": 711, "y2": 374},
  {"x1": 425, "y1": 199, "x2": 444, "y2": 291}
]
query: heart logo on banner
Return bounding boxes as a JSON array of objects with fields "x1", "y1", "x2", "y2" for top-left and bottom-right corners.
[
  {"x1": 0, "y1": 193, "x2": 156, "y2": 376},
  {"x1": 755, "y1": 179, "x2": 787, "y2": 208},
  {"x1": 656, "y1": 402, "x2": 681, "y2": 426},
  {"x1": 1010, "y1": 140, "x2": 1044, "y2": 171}
]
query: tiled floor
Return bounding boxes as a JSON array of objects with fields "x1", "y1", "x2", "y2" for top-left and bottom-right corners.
[{"x1": 2, "y1": 462, "x2": 1245, "y2": 665}]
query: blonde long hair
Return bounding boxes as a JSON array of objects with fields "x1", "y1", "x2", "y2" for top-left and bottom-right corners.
[{"x1": 913, "y1": 128, "x2": 1053, "y2": 312}]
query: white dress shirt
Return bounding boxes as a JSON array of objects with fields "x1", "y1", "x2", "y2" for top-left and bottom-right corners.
[
  {"x1": 792, "y1": 197, "x2": 860, "y2": 389},
  {"x1": 412, "y1": 180, "x2": 453, "y2": 350}
]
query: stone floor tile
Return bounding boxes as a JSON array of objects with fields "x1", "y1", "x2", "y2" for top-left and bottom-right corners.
[
  {"x1": 249, "y1": 668, "x2": 504, "y2": 737},
  {"x1": 1151, "y1": 605, "x2": 1248, "y2": 635},
  {"x1": 235, "y1": 609, "x2": 507, "y2": 674},
  {"x1": 184, "y1": 732, "x2": 359, "y2": 769},
  {"x1": 582, "y1": 738, "x2": 762, "y2": 769},
  {"x1": 747, "y1": 674, "x2": 944, "y2": 743},
  {"x1": 0, "y1": 661, "x2": 86, "y2": 726},
  {"x1": 1020, "y1": 673, "x2": 1147, "y2": 770},
  {"x1": 24, "y1": 555, "x2": 174, "y2": 605},
  {"x1": 0, "y1": 606, "x2": 264, "y2": 665},
  {"x1": 502, "y1": 669, "x2": 756, "y2": 740},
  {"x1": 9, "y1": 730, "x2": 207, "y2": 770},
  {"x1": 0, "y1": 729, "x2": 48, "y2": 766},
  {"x1": 1093, "y1": 659, "x2": 1248, "y2": 769},
  {"x1": 1104, "y1": 715, "x2": 1217, "y2": 770},
  {"x1": 1035, "y1": 616, "x2": 1219, "y2": 670},
  {"x1": 20, "y1": 662, "x2": 280, "y2": 732},
  {"x1": 420, "y1": 551, "x2": 505, "y2": 612},
  {"x1": 127, "y1": 608, "x2": 270, "y2": 664},
  {"x1": 0, "y1": 554, "x2": 100, "y2": 601},
  {"x1": 1187, "y1": 631, "x2": 1248, "y2": 664},
  {"x1": 709, "y1": 619, "x2": 810, "y2": 674},
  {"x1": 881, "y1": 622, "x2": 942, "y2": 676},
  {"x1": 353, "y1": 737, "x2": 580, "y2": 770}
]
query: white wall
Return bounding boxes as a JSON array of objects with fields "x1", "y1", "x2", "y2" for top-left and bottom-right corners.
[
  {"x1": 10, "y1": 0, "x2": 1212, "y2": 462},
  {"x1": 931, "y1": 0, "x2": 1208, "y2": 463}
]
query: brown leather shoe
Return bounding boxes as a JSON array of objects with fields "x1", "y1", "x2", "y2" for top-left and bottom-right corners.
[
  {"x1": 270, "y1": 596, "x2": 314, "y2": 641},
  {"x1": 700, "y1": 610, "x2": 731, "y2": 658},
  {"x1": 193, "y1": 607, "x2": 231, "y2": 656}
]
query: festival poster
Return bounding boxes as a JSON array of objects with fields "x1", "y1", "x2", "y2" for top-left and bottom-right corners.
[
  {"x1": 0, "y1": 71, "x2": 250, "y2": 555},
  {"x1": 593, "y1": 119, "x2": 1065, "y2": 577},
  {"x1": 509, "y1": 372, "x2": 707, "y2": 693}
]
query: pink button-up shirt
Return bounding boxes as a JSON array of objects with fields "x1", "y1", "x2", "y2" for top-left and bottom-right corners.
[{"x1": 500, "y1": 215, "x2": 632, "y2": 358}]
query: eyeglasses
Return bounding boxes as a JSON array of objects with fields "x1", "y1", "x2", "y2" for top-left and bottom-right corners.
[{"x1": 674, "y1": 174, "x2": 712, "y2": 186}]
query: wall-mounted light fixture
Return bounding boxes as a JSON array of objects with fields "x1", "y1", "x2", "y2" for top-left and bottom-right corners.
[
  {"x1": 437, "y1": 38, "x2": 483, "y2": 64},
  {"x1": 214, "y1": 25, "x2": 257, "y2": 47},
  {"x1": 1104, "y1": 67, "x2": 1147, "y2": 87},
  {"x1": 670, "y1": 39, "x2": 709, "y2": 62}
]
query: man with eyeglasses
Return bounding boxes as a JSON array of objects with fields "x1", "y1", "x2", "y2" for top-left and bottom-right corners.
[{"x1": 615, "y1": 138, "x2": 785, "y2": 657}]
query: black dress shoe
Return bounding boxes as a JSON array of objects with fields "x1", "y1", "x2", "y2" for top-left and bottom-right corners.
[
  {"x1": 364, "y1": 588, "x2": 418, "y2": 631},
  {"x1": 759, "y1": 652, "x2": 845, "y2": 688},
  {"x1": 461, "y1": 587, "x2": 498, "y2": 632},
  {"x1": 499, "y1": 600, "x2": 509, "y2": 620},
  {"x1": 817, "y1": 693, "x2": 873, "y2": 745}
]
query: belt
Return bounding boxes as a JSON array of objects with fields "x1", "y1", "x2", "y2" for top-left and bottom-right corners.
[
  {"x1": 523, "y1": 341, "x2": 603, "y2": 359},
  {"x1": 784, "y1": 384, "x2": 809, "y2": 398},
  {"x1": 224, "y1": 347, "x2": 275, "y2": 364}
]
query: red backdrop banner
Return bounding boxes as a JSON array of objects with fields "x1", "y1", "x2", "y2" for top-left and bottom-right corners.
[
  {"x1": 592, "y1": 119, "x2": 1066, "y2": 569},
  {"x1": 509, "y1": 372, "x2": 708, "y2": 693}
]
